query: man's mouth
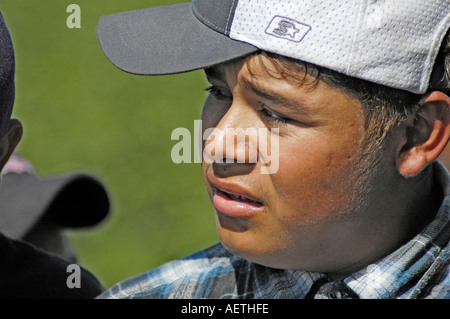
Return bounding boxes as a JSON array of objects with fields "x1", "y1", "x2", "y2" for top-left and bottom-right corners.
[
  {"x1": 216, "y1": 188, "x2": 263, "y2": 206},
  {"x1": 210, "y1": 183, "x2": 264, "y2": 218}
]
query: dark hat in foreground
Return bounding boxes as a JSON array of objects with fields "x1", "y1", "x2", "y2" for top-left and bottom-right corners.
[{"x1": 0, "y1": 154, "x2": 111, "y2": 240}]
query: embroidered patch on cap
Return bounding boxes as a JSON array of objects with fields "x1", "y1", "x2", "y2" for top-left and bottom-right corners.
[{"x1": 265, "y1": 16, "x2": 311, "y2": 43}]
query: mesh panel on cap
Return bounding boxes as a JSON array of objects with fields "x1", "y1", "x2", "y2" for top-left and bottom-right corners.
[{"x1": 229, "y1": 0, "x2": 450, "y2": 93}]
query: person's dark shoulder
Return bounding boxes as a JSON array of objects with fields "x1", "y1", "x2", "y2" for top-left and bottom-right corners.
[{"x1": 0, "y1": 232, "x2": 104, "y2": 299}]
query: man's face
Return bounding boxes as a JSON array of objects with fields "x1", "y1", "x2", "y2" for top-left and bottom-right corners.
[{"x1": 201, "y1": 53, "x2": 381, "y2": 273}]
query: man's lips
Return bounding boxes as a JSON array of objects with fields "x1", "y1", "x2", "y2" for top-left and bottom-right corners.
[
  {"x1": 214, "y1": 186, "x2": 263, "y2": 205},
  {"x1": 208, "y1": 178, "x2": 264, "y2": 218}
]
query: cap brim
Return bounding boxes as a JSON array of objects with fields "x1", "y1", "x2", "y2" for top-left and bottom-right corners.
[
  {"x1": 0, "y1": 172, "x2": 111, "y2": 239},
  {"x1": 97, "y1": 3, "x2": 258, "y2": 76}
]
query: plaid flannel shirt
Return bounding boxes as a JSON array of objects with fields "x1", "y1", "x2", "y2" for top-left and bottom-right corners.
[{"x1": 98, "y1": 162, "x2": 450, "y2": 299}]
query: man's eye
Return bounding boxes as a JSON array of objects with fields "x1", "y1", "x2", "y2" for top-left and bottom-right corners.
[
  {"x1": 206, "y1": 85, "x2": 232, "y2": 100},
  {"x1": 260, "y1": 105, "x2": 292, "y2": 124}
]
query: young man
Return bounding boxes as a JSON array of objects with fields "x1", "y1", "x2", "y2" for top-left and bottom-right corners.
[
  {"x1": 97, "y1": 0, "x2": 450, "y2": 298},
  {"x1": 0, "y1": 11, "x2": 104, "y2": 298}
]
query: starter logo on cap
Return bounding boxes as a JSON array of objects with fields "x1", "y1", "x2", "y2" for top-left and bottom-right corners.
[{"x1": 265, "y1": 16, "x2": 311, "y2": 43}]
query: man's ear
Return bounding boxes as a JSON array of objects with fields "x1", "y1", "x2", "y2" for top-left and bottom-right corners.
[
  {"x1": 396, "y1": 91, "x2": 450, "y2": 177},
  {"x1": 0, "y1": 119, "x2": 23, "y2": 170}
]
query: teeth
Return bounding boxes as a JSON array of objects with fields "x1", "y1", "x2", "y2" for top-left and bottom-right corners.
[
  {"x1": 228, "y1": 193, "x2": 257, "y2": 203},
  {"x1": 229, "y1": 194, "x2": 242, "y2": 201}
]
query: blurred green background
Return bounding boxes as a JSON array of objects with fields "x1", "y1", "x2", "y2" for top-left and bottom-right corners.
[{"x1": 1, "y1": 0, "x2": 218, "y2": 288}]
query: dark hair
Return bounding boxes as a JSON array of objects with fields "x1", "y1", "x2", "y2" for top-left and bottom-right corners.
[{"x1": 0, "y1": 12, "x2": 15, "y2": 139}]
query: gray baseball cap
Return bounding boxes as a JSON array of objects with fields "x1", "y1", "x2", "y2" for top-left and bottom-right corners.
[{"x1": 97, "y1": 0, "x2": 450, "y2": 94}]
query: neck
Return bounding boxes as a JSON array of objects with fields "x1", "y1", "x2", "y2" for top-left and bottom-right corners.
[
  {"x1": 403, "y1": 166, "x2": 441, "y2": 237},
  {"x1": 326, "y1": 165, "x2": 441, "y2": 280}
]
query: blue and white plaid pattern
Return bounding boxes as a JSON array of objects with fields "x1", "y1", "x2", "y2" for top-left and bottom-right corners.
[{"x1": 98, "y1": 163, "x2": 450, "y2": 299}]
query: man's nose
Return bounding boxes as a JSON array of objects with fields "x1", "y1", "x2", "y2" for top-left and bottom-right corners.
[
  {"x1": 211, "y1": 160, "x2": 255, "y2": 177},
  {"x1": 203, "y1": 108, "x2": 258, "y2": 177},
  {"x1": 204, "y1": 127, "x2": 258, "y2": 177}
]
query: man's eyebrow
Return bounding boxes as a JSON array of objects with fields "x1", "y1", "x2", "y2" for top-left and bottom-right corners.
[
  {"x1": 242, "y1": 79, "x2": 299, "y2": 109},
  {"x1": 205, "y1": 67, "x2": 307, "y2": 112}
]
